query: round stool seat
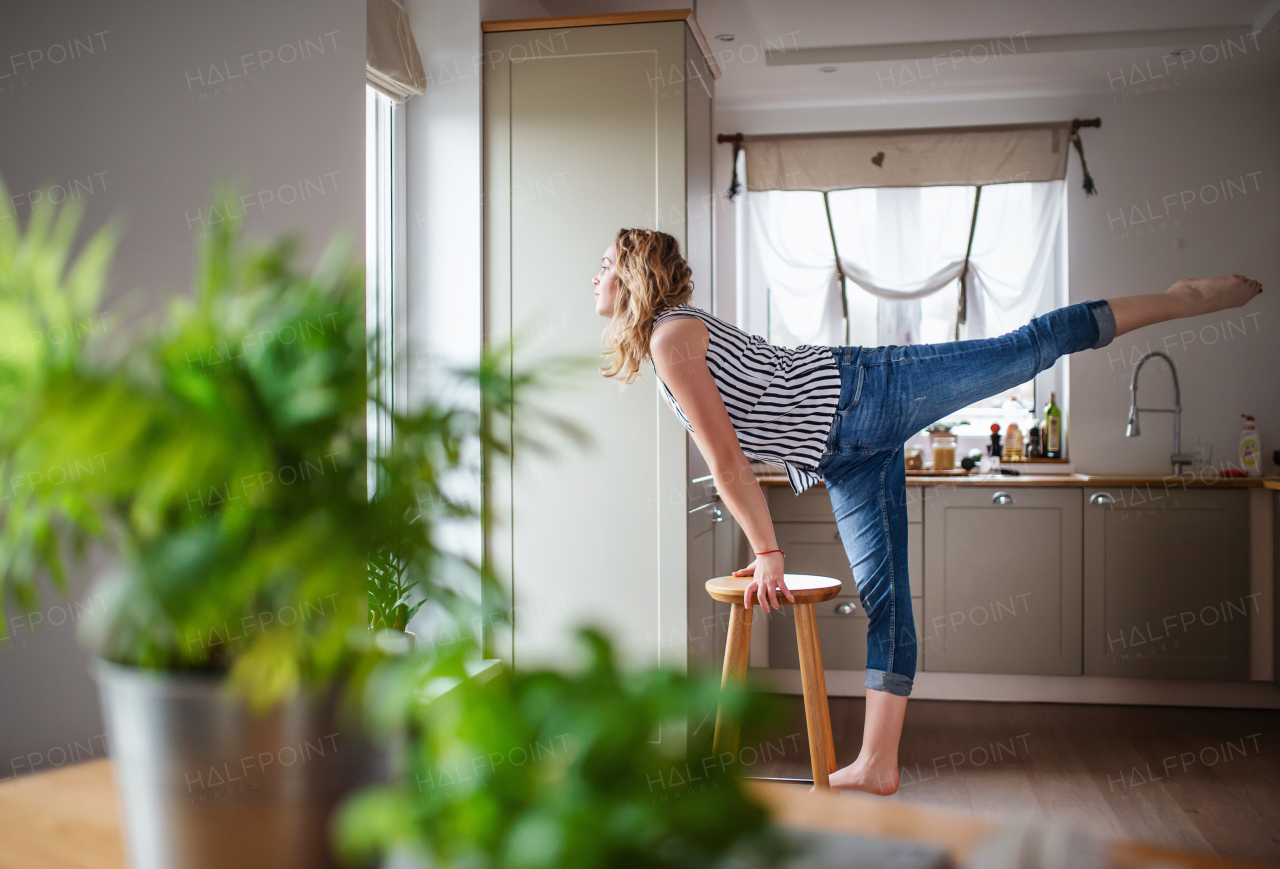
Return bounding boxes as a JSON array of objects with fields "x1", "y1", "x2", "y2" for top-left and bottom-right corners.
[{"x1": 705, "y1": 573, "x2": 842, "y2": 606}]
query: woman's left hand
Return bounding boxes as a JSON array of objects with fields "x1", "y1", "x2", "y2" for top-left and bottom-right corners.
[{"x1": 733, "y1": 552, "x2": 793, "y2": 612}]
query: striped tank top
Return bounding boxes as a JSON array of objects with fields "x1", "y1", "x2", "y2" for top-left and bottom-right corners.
[{"x1": 650, "y1": 304, "x2": 842, "y2": 495}]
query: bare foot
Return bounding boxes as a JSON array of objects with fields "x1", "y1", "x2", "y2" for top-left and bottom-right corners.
[
  {"x1": 828, "y1": 757, "x2": 900, "y2": 795},
  {"x1": 1169, "y1": 274, "x2": 1262, "y2": 316}
]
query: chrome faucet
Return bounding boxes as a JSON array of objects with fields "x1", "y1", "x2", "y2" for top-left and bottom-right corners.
[{"x1": 1125, "y1": 351, "x2": 1194, "y2": 476}]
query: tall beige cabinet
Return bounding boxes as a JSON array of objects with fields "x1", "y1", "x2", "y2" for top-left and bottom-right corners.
[{"x1": 483, "y1": 12, "x2": 717, "y2": 679}]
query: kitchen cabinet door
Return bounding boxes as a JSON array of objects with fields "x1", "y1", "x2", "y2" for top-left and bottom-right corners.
[
  {"x1": 923, "y1": 487, "x2": 1082, "y2": 675},
  {"x1": 1083, "y1": 487, "x2": 1250, "y2": 679}
]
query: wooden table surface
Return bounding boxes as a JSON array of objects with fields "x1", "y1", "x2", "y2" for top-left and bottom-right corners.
[
  {"x1": 1, "y1": 759, "x2": 1274, "y2": 869},
  {"x1": 0, "y1": 760, "x2": 125, "y2": 869}
]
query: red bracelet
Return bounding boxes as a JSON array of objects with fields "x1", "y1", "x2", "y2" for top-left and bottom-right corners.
[{"x1": 755, "y1": 549, "x2": 784, "y2": 556}]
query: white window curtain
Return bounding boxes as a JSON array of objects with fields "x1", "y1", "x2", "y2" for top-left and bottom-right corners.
[{"x1": 743, "y1": 180, "x2": 1065, "y2": 347}]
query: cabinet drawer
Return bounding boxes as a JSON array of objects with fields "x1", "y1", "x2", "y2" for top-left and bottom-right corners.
[
  {"x1": 768, "y1": 595, "x2": 923, "y2": 672},
  {"x1": 768, "y1": 486, "x2": 835, "y2": 521},
  {"x1": 769, "y1": 484, "x2": 923, "y2": 523}
]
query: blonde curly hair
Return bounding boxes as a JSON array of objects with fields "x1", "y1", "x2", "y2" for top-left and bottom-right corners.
[{"x1": 600, "y1": 228, "x2": 694, "y2": 384}]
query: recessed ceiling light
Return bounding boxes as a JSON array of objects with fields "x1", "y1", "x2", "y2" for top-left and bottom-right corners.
[
  {"x1": 715, "y1": 34, "x2": 736, "y2": 42},
  {"x1": 819, "y1": 66, "x2": 838, "y2": 73}
]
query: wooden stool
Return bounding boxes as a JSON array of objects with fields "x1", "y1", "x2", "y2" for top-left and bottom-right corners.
[{"x1": 705, "y1": 573, "x2": 842, "y2": 788}]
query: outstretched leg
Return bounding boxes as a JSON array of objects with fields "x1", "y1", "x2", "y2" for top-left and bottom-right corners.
[{"x1": 841, "y1": 275, "x2": 1263, "y2": 450}]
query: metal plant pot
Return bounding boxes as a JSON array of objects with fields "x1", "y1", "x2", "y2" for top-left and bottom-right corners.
[{"x1": 94, "y1": 660, "x2": 383, "y2": 869}]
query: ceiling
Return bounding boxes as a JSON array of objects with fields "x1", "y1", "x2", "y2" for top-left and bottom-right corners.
[{"x1": 535, "y1": 0, "x2": 1280, "y2": 109}]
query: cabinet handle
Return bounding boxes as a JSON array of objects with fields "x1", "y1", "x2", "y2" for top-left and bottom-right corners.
[
  {"x1": 991, "y1": 491, "x2": 1015, "y2": 506},
  {"x1": 711, "y1": 506, "x2": 723, "y2": 522},
  {"x1": 835, "y1": 602, "x2": 857, "y2": 615},
  {"x1": 1090, "y1": 492, "x2": 1116, "y2": 507}
]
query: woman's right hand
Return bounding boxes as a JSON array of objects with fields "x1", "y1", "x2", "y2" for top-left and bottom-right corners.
[{"x1": 733, "y1": 551, "x2": 793, "y2": 612}]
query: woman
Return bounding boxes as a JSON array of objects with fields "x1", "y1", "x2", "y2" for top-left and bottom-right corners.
[{"x1": 592, "y1": 227, "x2": 1262, "y2": 795}]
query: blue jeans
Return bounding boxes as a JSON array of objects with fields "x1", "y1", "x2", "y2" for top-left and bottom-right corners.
[{"x1": 815, "y1": 300, "x2": 1116, "y2": 696}]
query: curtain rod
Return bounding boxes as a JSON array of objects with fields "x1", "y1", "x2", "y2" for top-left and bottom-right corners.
[{"x1": 717, "y1": 118, "x2": 1100, "y2": 145}]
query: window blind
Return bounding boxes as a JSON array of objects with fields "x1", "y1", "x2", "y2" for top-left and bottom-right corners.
[
  {"x1": 367, "y1": 0, "x2": 426, "y2": 101},
  {"x1": 732, "y1": 121, "x2": 1096, "y2": 192}
]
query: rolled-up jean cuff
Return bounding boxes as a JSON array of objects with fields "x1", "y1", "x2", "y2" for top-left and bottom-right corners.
[
  {"x1": 1087, "y1": 299, "x2": 1116, "y2": 350},
  {"x1": 865, "y1": 668, "x2": 913, "y2": 697}
]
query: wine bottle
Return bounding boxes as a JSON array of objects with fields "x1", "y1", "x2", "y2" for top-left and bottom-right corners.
[{"x1": 1043, "y1": 391, "x2": 1062, "y2": 458}]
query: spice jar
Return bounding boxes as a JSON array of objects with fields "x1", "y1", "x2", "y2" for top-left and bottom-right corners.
[{"x1": 905, "y1": 445, "x2": 924, "y2": 470}]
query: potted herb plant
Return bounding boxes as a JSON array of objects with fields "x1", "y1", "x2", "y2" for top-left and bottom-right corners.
[
  {"x1": 0, "y1": 183, "x2": 519, "y2": 869},
  {"x1": 925, "y1": 421, "x2": 968, "y2": 447},
  {"x1": 369, "y1": 544, "x2": 426, "y2": 651},
  {"x1": 335, "y1": 628, "x2": 790, "y2": 869}
]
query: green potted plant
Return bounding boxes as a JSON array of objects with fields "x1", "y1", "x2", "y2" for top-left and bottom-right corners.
[
  {"x1": 368, "y1": 543, "x2": 426, "y2": 645},
  {"x1": 925, "y1": 421, "x2": 968, "y2": 444},
  {"x1": 0, "y1": 183, "x2": 519, "y2": 869},
  {"x1": 335, "y1": 628, "x2": 790, "y2": 869}
]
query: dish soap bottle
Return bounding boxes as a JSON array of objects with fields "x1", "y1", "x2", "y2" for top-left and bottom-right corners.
[
  {"x1": 1240, "y1": 414, "x2": 1261, "y2": 477},
  {"x1": 1043, "y1": 392, "x2": 1062, "y2": 459},
  {"x1": 1004, "y1": 423, "x2": 1024, "y2": 460}
]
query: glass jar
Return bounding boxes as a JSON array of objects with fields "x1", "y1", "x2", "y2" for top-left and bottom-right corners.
[
  {"x1": 931, "y1": 436, "x2": 957, "y2": 471},
  {"x1": 904, "y1": 445, "x2": 924, "y2": 471}
]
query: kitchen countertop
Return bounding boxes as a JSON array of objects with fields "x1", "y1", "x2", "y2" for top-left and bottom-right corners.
[{"x1": 755, "y1": 473, "x2": 1280, "y2": 489}]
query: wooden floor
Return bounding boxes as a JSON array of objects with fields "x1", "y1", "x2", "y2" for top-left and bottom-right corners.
[{"x1": 749, "y1": 698, "x2": 1280, "y2": 867}]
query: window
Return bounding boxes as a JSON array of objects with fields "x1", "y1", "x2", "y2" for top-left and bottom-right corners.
[
  {"x1": 365, "y1": 86, "x2": 406, "y2": 495},
  {"x1": 741, "y1": 179, "x2": 1068, "y2": 441}
]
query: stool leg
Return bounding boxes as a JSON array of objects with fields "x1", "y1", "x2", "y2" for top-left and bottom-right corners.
[
  {"x1": 794, "y1": 602, "x2": 836, "y2": 787},
  {"x1": 713, "y1": 602, "x2": 752, "y2": 757}
]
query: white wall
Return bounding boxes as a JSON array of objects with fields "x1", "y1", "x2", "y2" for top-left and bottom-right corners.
[
  {"x1": 0, "y1": 0, "x2": 364, "y2": 774},
  {"x1": 402, "y1": 0, "x2": 549, "y2": 391},
  {"x1": 403, "y1": 0, "x2": 486, "y2": 394},
  {"x1": 1066, "y1": 86, "x2": 1278, "y2": 475},
  {"x1": 714, "y1": 82, "x2": 1280, "y2": 475}
]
